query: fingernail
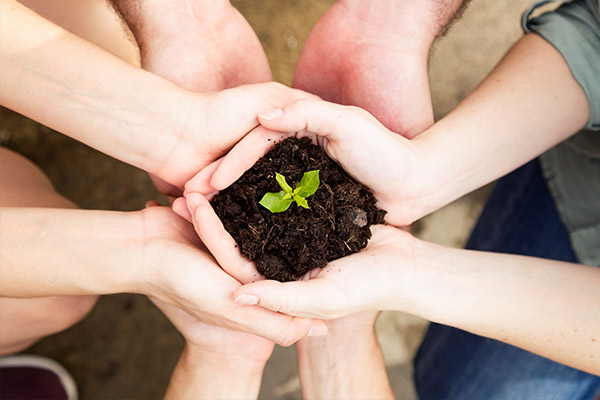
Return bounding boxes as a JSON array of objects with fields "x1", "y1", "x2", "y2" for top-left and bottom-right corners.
[
  {"x1": 307, "y1": 324, "x2": 328, "y2": 337},
  {"x1": 259, "y1": 108, "x2": 283, "y2": 121},
  {"x1": 185, "y1": 192, "x2": 202, "y2": 210},
  {"x1": 234, "y1": 294, "x2": 259, "y2": 306}
]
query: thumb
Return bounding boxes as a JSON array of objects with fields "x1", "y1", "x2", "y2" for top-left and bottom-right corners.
[
  {"x1": 233, "y1": 279, "x2": 350, "y2": 320},
  {"x1": 257, "y1": 98, "x2": 377, "y2": 140},
  {"x1": 186, "y1": 192, "x2": 262, "y2": 284}
]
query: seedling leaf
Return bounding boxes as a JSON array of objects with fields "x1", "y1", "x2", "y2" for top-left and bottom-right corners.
[
  {"x1": 293, "y1": 194, "x2": 309, "y2": 209},
  {"x1": 260, "y1": 170, "x2": 321, "y2": 213},
  {"x1": 296, "y1": 170, "x2": 320, "y2": 198},
  {"x1": 275, "y1": 173, "x2": 293, "y2": 194},
  {"x1": 259, "y1": 191, "x2": 293, "y2": 213}
]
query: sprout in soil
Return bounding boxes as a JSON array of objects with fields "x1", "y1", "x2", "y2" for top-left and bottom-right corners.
[{"x1": 259, "y1": 170, "x2": 320, "y2": 213}]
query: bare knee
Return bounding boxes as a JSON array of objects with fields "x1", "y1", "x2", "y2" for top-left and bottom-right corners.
[
  {"x1": 0, "y1": 147, "x2": 75, "y2": 208},
  {"x1": 0, "y1": 295, "x2": 98, "y2": 355}
]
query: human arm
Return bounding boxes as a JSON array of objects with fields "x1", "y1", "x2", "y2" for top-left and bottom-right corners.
[
  {"x1": 0, "y1": 206, "x2": 326, "y2": 345},
  {"x1": 0, "y1": 0, "x2": 307, "y2": 189},
  {"x1": 108, "y1": 0, "x2": 272, "y2": 196},
  {"x1": 293, "y1": 0, "x2": 470, "y2": 137},
  {"x1": 296, "y1": 311, "x2": 394, "y2": 400},
  {"x1": 177, "y1": 194, "x2": 393, "y2": 396},
  {"x1": 202, "y1": 33, "x2": 590, "y2": 226},
  {"x1": 151, "y1": 298, "x2": 272, "y2": 400},
  {"x1": 233, "y1": 226, "x2": 600, "y2": 376},
  {"x1": 108, "y1": 0, "x2": 271, "y2": 92}
]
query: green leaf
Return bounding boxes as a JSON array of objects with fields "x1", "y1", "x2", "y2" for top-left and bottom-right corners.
[
  {"x1": 295, "y1": 170, "x2": 320, "y2": 198},
  {"x1": 275, "y1": 173, "x2": 293, "y2": 194},
  {"x1": 259, "y1": 191, "x2": 293, "y2": 213},
  {"x1": 293, "y1": 194, "x2": 309, "y2": 209}
]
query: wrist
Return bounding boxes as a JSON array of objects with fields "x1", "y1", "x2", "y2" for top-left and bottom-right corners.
[
  {"x1": 167, "y1": 343, "x2": 265, "y2": 399},
  {"x1": 296, "y1": 326, "x2": 393, "y2": 399},
  {"x1": 0, "y1": 208, "x2": 148, "y2": 297},
  {"x1": 336, "y1": 0, "x2": 442, "y2": 53},
  {"x1": 185, "y1": 343, "x2": 267, "y2": 372},
  {"x1": 128, "y1": 0, "x2": 232, "y2": 54}
]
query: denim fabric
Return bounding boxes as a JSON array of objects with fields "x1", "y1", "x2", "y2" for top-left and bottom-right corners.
[{"x1": 413, "y1": 160, "x2": 600, "y2": 400}]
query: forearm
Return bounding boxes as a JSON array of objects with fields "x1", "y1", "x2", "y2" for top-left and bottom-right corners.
[
  {"x1": 404, "y1": 238, "x2": 600, "y2": 375},
  {"x1": 165, "y1": 344, "x2": 265, "y2": 400},
  {"x1": 108, "y1": 0, "x2": 230, "y2": 53},
  {"x1": 0, "y1": 0, "x2": 187, "y2": 175},
  {"x1": 296, "y1": 327, "x2": 393, "y2": 399},
  {"x1": 0, "y1": 207, "x2": 144, "y2": 298},
  {"x1": 413, "y1": 34, "x2": 589, "y2": 216},
  {"x1": 339, "y1": 0, "x2": 470, "y2": 50}
]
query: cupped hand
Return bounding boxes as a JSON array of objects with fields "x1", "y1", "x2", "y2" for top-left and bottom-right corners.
[
  {"x1": 191, "y1": 99, "x2": 433, "y2": 227},
  {"x1": 131, "y1": 0, "x2": 274, "y2": 196},
  {"x1": 139, "y1": 0, "x2": 272, "y2": 93},
  {"x1": 231, "y1": 224, "x2": 414, "y2": 320},
  {"x1": 147, "y1": 82, "x2": 316, "y2": 192},
  {"x1": 139, "y1": 205, "x2": 327, "y2": 346},
  {"x1": 293, "y1": 0, "x2": 434, "y2": 137},
  {"x1": 150, "y1": 296, "x2": 274, "y2": 363}
]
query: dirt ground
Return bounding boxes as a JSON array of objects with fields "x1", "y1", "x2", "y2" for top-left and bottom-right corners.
[{"x1": 1, "y1": 0, "x2": 532, "y2": 398}]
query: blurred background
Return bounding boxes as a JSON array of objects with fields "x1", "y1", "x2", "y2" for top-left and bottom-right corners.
[{"x1": 1, "y1": 0, "x2": 533, "y2": 398}]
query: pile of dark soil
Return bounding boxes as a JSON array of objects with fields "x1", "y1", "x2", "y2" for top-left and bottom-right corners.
[{"x1": 212, "y1": 137, "x2": 386, "y2": 282}]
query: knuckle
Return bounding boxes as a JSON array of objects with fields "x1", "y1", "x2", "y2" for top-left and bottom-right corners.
[{"x1": 346, "y1": 105, "x2": 371, "y2": 119}]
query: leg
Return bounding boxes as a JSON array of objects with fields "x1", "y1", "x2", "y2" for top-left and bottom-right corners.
[
  {"x1": 0, "y1": 148, "x2": 98, "y2": 355},
  {"x1": 414, "y1": 159, "x2": 600, "y2": 399}
]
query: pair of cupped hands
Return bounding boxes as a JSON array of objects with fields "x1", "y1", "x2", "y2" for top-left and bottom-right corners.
[{"x1": 135, "y1": 0, "x2": 437, "y2": 363}]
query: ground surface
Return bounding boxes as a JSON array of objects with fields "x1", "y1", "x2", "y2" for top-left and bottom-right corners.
[{"x1": 2, "y1": 0, "x2": 532, "y2": 398}]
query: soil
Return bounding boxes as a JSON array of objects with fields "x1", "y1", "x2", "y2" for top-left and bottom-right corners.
[{"x1": 212, "y1": 137, "x2": 386, "y2": 282}]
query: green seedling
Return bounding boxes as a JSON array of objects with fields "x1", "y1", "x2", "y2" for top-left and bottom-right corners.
[{"x1": 259, "y1": 170, "x2": 320, "y2": 213}]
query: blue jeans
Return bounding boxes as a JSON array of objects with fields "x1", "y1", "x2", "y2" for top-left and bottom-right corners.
[{"x1": 413, "y1": 160, "x2": 600, "y2": 400}]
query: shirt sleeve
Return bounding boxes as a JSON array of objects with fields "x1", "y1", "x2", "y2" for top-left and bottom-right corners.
[{"x1": 523, "y1": 0, "x2": 600, "y2": 131}]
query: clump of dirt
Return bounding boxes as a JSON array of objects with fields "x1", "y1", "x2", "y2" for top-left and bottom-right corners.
[{"x1": 212, "y1": 137, "x2": 386, "y2": 282}]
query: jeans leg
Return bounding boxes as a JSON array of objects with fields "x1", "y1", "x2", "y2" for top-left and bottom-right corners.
[{"x1": 413, "y1": 160, "x2": 600, "y2": 400}]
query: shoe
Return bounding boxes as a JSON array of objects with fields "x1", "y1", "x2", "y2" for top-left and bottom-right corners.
[{"x1": 0, "y1": 355, "x2": 77, "y2": 400}]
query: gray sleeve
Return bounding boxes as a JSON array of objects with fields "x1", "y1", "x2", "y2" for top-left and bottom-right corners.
[{"x1": 522, "y1": 0, "x2": 600, "y2": 131}]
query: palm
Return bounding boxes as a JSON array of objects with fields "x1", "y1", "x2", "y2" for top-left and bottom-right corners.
[
  {"x1": 293, "y1": 2, "x2": 433, "y2": 137},
  {"x1": 141, "y1": 3, "x2": 271, "y2": 92},
  {"x1": 151, "y1": 297, "x2": 274, "y2": 363},
  {"x1": 139, "y1": 2, "x2": 272, "y2": 194},
  {"x1": 141, "y1": 206, "x2": 320, "y2": 346}
]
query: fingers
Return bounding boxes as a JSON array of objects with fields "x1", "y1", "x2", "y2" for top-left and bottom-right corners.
[
  {"x1": 233, "y1": 303, "x2": 328, "y2": 346},
  {"x1": 184, "y1": 158, "x2": 223, "y2": 195},
  {"x1": 172, "y1": 197, "x2": 192, "y2": 222},
  {"x1": 232, "y1": 279, "x2": 351, "y2": 320},
  {"x1": 186, "y1": 192, "x2": 261, "y2": 284},
  {"x1": 257, "y1": 98, "x2": 381, "y2": 141},
  {"x1": 211, "y1": 126, "x2": 293, "y2": 190},
  {"x1": 149, "y1": 173, "x2": 183, "y2": 197}
]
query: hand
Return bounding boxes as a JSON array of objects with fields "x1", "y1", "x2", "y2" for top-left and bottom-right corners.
[
  {"x1": 145, "y1": 82, "x2": 315, "y2": 193},
  {"x1": 150, "y1": 297, "x2": 274, "y2": 363},
  {"x1": 231, "y1": 224, "x2": 415, "y2": 320},
  {"x1": 296, "y1": 311, "x2": 394, "y2": 399},
  {"x1": 137, "y1": 0, "x2": 271, "y2": 92},
  {"x1": 191, "y1": 99, "x2": 432, "y2": 227},
  {"x1": 293, "y1": 0, "x2": 435, "y2": 137},
  {"x1": 139, "y1": 205, "x2": 327, "y2": 345},
  {"x1": 124, "y1": 0, "x2": 273, "y2": 196}
]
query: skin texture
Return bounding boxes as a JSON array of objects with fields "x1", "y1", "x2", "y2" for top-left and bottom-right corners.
[
  {"x1": 292, "y1": 0, "x2": 470, "y2": 137},
  {"x1": 0, "y1": 0, "x2": 310, "y2": 192},
  {"x1": 194, "y1": 34, "x2": 599, "y2": 374},
  {"x1": 109, "y1": 0, "x2": 273, "y2": 196},
  {"x1": 0, "y1": 0, "x2": 328, "y2": 356},
  {"x1": 200, "y1": 34, "x2": 590, "y2": 228},
  {"x1": 0, "y1": 148, "x2": 98, "y2": 355},
  {"x1": 296, "y1": 311, "x2": 394, "y2": 400},
  {"x1": 107, "y1": 4, "x2": 279, "y2": 394}
]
